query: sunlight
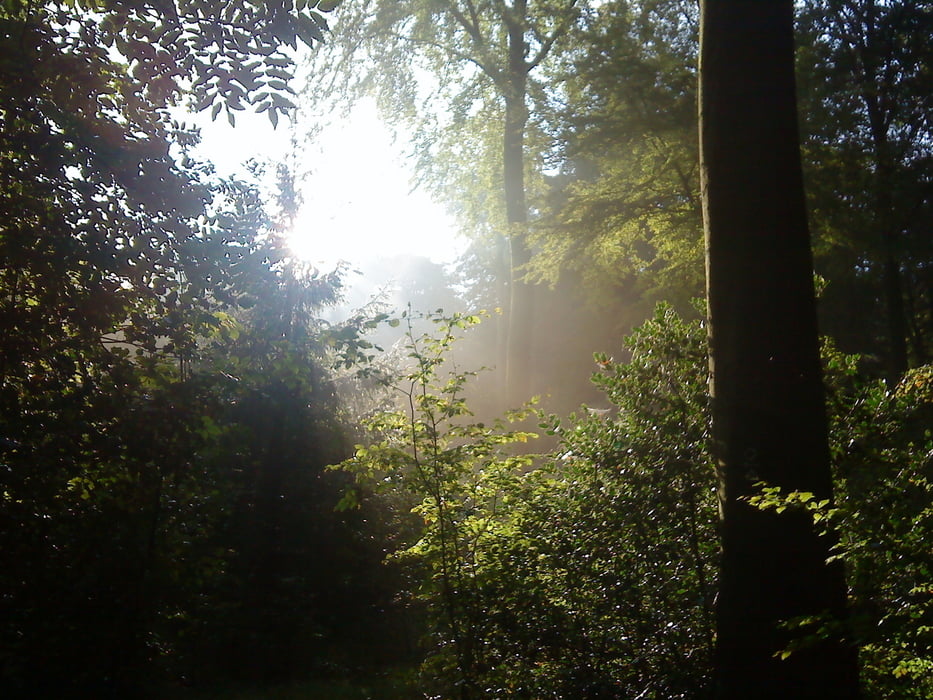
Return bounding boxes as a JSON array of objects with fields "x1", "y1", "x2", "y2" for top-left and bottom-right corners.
[
  {"x1": 286, "y1": 102, "x2": 463, "y2": 270},
  {"x1": 184, "y1": 99, "x2": 463, "y2": 271}
]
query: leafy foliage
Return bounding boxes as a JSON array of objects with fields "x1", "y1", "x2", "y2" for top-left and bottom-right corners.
[
  {"x1": 2, "y1": 1, "x2": 932, "y2": 696},
  {"x1": 531, "y1": 1, "x2": 703, "y2": 306},
  {"x1": 461, "y1": 304, "x2": 717, "y2": 699},
  {"x1": 797, "y1": 0, "x2": 933, "y2": 371},
  {"x1": 0, "y1": 0, "x2": 410, "y2": 694},
  {"x1": 3, "y1": 0, "x2": 337, "y2": 126},
  {"x1": 338, "y1": 306, "x2": 718, "y2": 698},
  {"x1": 336, "y1": 310, "x2": 538, "y2": 697},
  {"x1": 823, "y1": 352, "x2": 933, "y2": 696},
  {"x1": 342, "y1": 303, "x2": 933, "y2": 698}
]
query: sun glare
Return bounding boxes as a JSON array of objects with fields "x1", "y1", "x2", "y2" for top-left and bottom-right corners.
[
  {"x1": 286, "y1": 104, "x2": 462, "y2": 270},
  {"x1": 186, "y1": 100, "x2": 463, "y2": 271}
]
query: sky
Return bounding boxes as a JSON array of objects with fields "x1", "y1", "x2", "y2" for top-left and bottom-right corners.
[{"x1": 186, "y1": 99, "x2": 466, "y2": 272}]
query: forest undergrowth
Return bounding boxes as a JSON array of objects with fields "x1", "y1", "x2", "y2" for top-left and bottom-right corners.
[{"x1": 336, "y1": 306, "x2": 933, "y2": 699}]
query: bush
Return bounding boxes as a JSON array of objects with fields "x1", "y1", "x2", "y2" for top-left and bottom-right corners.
[{"x1": 339, "y1": 305, "x2": 933, "y2": 698}]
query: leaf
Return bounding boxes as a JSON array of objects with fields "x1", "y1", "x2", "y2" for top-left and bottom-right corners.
[
  {"x1": 296, "y1": 12, "x2": 325, "y2": 46},
  {"x1": 270, "y1": 93, "x2": 296, "y2": 110},
  {"x1": 195, "y1": 89, "x2": 214, "y2": 110},
  {"x1": 265, "y1": 66, "x2": 293, "y2": 80},
  {"x1": 265, "y1": 55, "x2": 293, "y2": 67}
]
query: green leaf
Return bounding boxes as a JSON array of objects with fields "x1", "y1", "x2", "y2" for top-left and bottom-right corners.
[{"x1": 296, "y1": 13, "x2": 325, "y2": 46}]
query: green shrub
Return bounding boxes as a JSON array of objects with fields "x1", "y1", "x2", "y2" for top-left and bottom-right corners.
[{"x1": 339, "y1": 305, "x2": 933, "y2": 698}]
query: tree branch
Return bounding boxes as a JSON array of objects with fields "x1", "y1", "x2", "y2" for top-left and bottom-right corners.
[
  {"x1": 445, "y1": 0, "x2": 505, "y2": 82},
  {"x1": 387, "y1": 29, "x2": 504, "y2": 86},
  {"x1": 527, "y1": 0, "x2": 579, "y2": 71},
  {"x1": 447, "y1": 0, "x2": 482, "y2": 44}
]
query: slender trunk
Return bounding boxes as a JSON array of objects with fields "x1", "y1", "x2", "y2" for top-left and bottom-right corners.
[
  {"x1": 858, "y1": 0, "x2": 908, "y2": 379},
  {"x1": 503, "y1": 10, "x2": 533, "y2": 404},
  {"x1": 699, "y1": 2, "x2": 858, "y2": 696},
  {"x1": 881, "y1": 232, "x2": 908, "y2": 378},
  {"x1": 495, "y1": 231, "x2": 511, "y2": 389},
  {"x1": 903, "y1": 274, "x2": 927, "y2": 364},
  {"x1": 871, "y1": 134, "x2": 909, "y2": 380}
]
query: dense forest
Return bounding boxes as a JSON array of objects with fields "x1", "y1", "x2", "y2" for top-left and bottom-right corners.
[{"x1": 1, "y1": 0, "x2": 930, "y2": 698}]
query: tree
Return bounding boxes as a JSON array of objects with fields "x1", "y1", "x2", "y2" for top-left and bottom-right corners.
[
  {"x1": 797, "y1": 0, "x2": 933, "y2": 380},
  {"x1": 530, "y1": 0, "x2": 703, "y2": 311},
  {"x1": 819, "y1": 348, "x2": 933, "y2": 698},
  {"x1": 302, "y1": 0, "x2": 587, "y2": 402},
  {"x1": 0, "y1": 0, "x2": 354, "y2": 694},
  {"x1": 336, "y1": 310, "x2": 539, "y2": 698},
  {"x1": 698, "y1": 1, "x2": 859, "y2": 695}
]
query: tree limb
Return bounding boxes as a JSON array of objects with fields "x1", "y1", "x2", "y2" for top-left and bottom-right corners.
[{"x1": 527, "y1": 0, "x2": 580, "y2": 71}]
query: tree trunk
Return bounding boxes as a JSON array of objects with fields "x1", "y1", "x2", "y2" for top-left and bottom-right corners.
[
  {"x1": 503, "y1": 23, "x2": 533, "y2": 404},
  {"x1": 699, "y1": 1, "x2": 859, "y2": 696},
  {"x1": 880, "y1": 225, "x2": 909, "y2": 379},
  {"x1": 870, "y1": 128, "x2": 909, "y2": 381},
  {"x1": 860, "y1": 0, "x2": 909, "y2": 381}
]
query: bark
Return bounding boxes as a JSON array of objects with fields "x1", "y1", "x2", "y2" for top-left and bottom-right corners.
[
  {"x1": 859, "y1": 0, "x2": 909, "y2": 380},
  {"x1": 503, "y1": 9, "x2": 533, "y2": 403},
  {"x1": 880, "y1": 216, "x2": 909, "y2": 379},
  {"x1": 869, "y1": 121, "x2": 909, "y2": 381},
  {"x1": 699, "y1": 1, "x2": 859, "y2": 696}
]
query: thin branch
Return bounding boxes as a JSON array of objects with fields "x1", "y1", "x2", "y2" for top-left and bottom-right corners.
[
  {"x1": 527, "y1": 0, "x2": 580, "y2": 71},
  {"x1": 463, "y1": 0, "x2": 481, "y2": 36},
  {"x1": 447, "y1": 0, "x2": 482, "y2": 44},
  {"x1": 387, "y1": 29, "x2": 503, "y2": 85},
  {"x1": 445, "y1": 0, "x2": 505, "y2": 82}
]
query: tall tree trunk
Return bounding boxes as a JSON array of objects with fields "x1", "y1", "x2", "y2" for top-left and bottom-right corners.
[
  {"x1": 699, "y1": 2, "x2": 859, "y2": 696},
  {"x1": 503, "y1": 12, "x2": 533, "y2": 403},
  {"x1": 871, "y1": 131, "x2": 909, "y2": 381},
  {"x1": 859, "y1": 0, "x2": 909, "y2": 381},
  {"x1": 880, "y1": 215, "x2": 909, "y2": 380},
  {"x1": 494, "y1": 231, "x2": 512, "y2": 397}
]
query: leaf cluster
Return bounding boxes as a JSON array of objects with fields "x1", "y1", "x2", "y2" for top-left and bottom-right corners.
[
  {"x1": 337, "y1": 305, "x2": 718, "y2": 698},
  {"x1": 748, "y1": 343, "x2": 933, "y2": 696},
  {"x1": 343, "y1": 302, "x2": 933, "y2": 698},
  {"x1": 529, "y1": 0, "x2": 703, "y2": 306}
]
